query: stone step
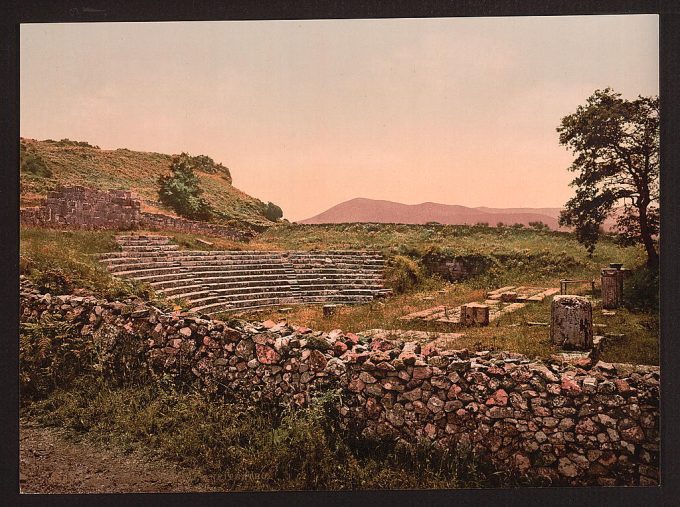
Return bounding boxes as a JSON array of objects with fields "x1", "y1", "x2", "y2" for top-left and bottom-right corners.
[
  {"x1": 299, "y1": 294, "x2": 374, "y2": 303},
  {"x1": 137, "y1": 271, "x2": 384, "y2": 287},
  {"x1": 110, "y1": 262, "x2": 286, "y2": 276},
  {"x1": 115, "y1": 236, "x2": 172, "y2": 244},
  {"x1": 153, "y1": 277, "x2": 298, "y2": 292},
  {"x1": 170, "y1": 286, "x2": 294, "y2": 302},
  {"x1": 188, "y1": 291, "x2": 294, "y2": 307},
  {"x1": 99, "y1": 251, "x2": 288, "y2": 262},
  {"x1": 157, "y1": 280, "x2": 381, "y2": 296},
  {"x1": 104, "y1": 255, "x2": 384, "y2": 268},
  {"x1": 126, "y1": 272, "x2": 294, "y2": 286},
  {"x1": 120, "y1": 244, "x2": 179, "y2": 252}
]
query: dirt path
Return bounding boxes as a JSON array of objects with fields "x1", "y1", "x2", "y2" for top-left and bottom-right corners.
[{"x1": 19, "y1": 419, "x2": 217, "y2": 494}]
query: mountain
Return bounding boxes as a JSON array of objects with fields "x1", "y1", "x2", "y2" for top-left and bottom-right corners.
[
  {"x1": 20, "y1": 138, "x2": 274, "y2": 227},
  {"x1": 300, "y1": 198, "x2": 623, "y2": 231},
  {"x1": 299, "y1": 198, "x2": 570, "y2": 229}
]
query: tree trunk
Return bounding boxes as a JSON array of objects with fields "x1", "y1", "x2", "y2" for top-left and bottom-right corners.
[{"x1": 637, "y1": 200, "x2": 658, "y2": 268}]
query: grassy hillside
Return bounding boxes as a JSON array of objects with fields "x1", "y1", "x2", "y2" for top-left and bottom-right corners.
[
  {"x1": 20, "y1": 138, "x2": 274, "y2": 228},
  {"x1": 254, "y1": 222, "x2": 645, "y2": 281}
]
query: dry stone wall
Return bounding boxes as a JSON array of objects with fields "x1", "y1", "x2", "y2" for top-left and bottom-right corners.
[
  {"x1": 20, "y1": 186, "x2": 254, "y2": 241},
  {"x1": 20, "y1": 281, "x2": 659, "y2": 486}
]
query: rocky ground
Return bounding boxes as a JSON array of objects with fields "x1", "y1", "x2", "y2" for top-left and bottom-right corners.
[{"x1": 19, "y1": 418, "x2": 215, "y2": 494}]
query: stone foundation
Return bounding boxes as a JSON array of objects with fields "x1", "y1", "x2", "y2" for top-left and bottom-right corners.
[{"x1": 20, "y1": 281, "x2": 659, "y2": 486}]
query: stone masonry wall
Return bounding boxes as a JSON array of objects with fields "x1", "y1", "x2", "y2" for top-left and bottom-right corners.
[
  {"x1": 20, "y1": 186, "x2": 254, "y2": 241},
  {"x1": 19, "y1": 282, "x2": 659, "y2": 486},
  {"x1": 20, "y1": 186, "x2": 142, "y2": 229}
]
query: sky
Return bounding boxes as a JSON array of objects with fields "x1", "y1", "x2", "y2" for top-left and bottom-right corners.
[{"x1": 20, "y1": 16, "x2": 659, "y2": 221}]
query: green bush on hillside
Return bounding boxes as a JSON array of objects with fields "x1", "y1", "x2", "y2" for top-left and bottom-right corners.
[
  {"x1": 528, "y1": 221, "x2": 550, "y2": 231},
  {"x1": 45, "y1": 138, "x2": 100, "y2": 149},
  {"x1": 20, "y1": 143, "x2": 52, "y2": 178},
  {"x1": 186, "y1": 154, "x2": 232, "y2": 183},
  {"x1": 264, "y1": 202, "x2": 284, "y2": 222},
  {"x1": 158, "y1": 154, "x2": 214, "y2": 221},
  {"x1": 384, "y1": 255, "x2": 425, "y2": 293}
]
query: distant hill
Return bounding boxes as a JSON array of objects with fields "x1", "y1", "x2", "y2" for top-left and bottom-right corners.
[
  {"x1": 299, "y1": 197, "x2": 619, "y2": 231},
  {"x1": 20, "y1": 137, "x2": 275, "y2": 228}
]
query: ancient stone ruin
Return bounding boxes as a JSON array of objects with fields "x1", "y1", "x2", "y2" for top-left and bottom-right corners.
[
  {"x1": 20, "y1": 186, "x2": 141, "y2": 229},
  {"x1": 550, "y1": 295, "x2": 594, "y2": 350},
  {"x1": 99, "y1": 235, "x2": 390, "y2": 314},
  {"x1": 601, "y1": 265, "x2": 627, "y2": 310},
  {"x1": 400, "y1": 286, "x2": 560, "y2": 327},
  {"x1": 19, "y1": 280, "x2": 660, "y2": 487},
  {"x1": 20, "y1": 186, "x2": 253, "y2": 241}
]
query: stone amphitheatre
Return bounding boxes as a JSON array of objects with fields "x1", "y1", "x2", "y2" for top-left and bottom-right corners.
[
  {"x1": 19, "y1": 185, "x2": 659, "y2": 487},
  {"x1": 101, "y1": 235, "x2": 390, "y2": 315}
]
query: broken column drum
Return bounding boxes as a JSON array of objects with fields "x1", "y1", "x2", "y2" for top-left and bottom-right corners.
[
  {"x1": 460, "y1": 303, "x2": 490, "y2": 326},
  {"x1": 550, "y1": 295, "x2": 593, "y2": 350},
  {"x1": 601, "y1": 267, "x2": 624, "y2": 309}
]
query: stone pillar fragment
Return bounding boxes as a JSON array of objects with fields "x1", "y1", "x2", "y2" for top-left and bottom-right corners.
[
  {"x1": 460, "y1": 303, "x2": 490, "y2": 326},
  {"x1": 550, "y1": 295, "x2": 593, "y2": 350},
  {"x1": 323, "y1": 304, "x2": 337, "y2": 318},
  {"x1": 601, "y1": 268, "x2": 624, "y2": 309}
]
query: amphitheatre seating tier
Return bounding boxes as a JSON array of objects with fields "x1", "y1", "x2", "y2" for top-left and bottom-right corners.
[{"x1": 102, "y1": 235, "x2": 388, "y2": 315}]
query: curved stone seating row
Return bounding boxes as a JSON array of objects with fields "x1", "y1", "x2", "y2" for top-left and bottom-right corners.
[{"x1": 100, "y1": 235, "x2": 389, "y2": 315}]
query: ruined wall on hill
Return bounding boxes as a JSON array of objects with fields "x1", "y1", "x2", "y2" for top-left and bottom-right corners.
[
  {"x1": 19, "y1": 282, "x2": 659, "y2": 486},
  {"x1": 20, "y1": 186, "x2": 142, "y2": 229},
  {"x1": 20, "y1": 186, "x2": 255, "y2": 240}
]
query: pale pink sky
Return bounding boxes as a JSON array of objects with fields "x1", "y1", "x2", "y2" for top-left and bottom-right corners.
[{"x1": 20, "y1": 16, "x2": 658, "y2": 221}]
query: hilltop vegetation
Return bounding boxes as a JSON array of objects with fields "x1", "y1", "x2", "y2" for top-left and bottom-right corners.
[
  {"x1": 254, "y1": 222, "x2": 645, "y2": 283},
  {"x1": 19, "y1": 138, "x2": 278, "y2": 228}
]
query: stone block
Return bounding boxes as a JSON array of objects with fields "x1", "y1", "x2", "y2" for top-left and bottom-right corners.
[
  {"x1": 460, "y1": 303, "x2": 489, "y2": 326},
  {"x1": 550, "y1": 295, "x2": 593, "y2": 350},
  {"x1": 601, "y1": 268, "x2": 624, "y2": 309}
]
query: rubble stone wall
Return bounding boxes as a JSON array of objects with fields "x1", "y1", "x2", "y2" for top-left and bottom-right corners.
[
  {"x1": 20, "y1": 186, "x2": 254, "y2": 241},
  {"x1": 19, "y1": 285, "x2": 659, "y2": 486}
]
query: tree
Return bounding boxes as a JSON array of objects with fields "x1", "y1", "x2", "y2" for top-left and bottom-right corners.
[
  {"x1": 264, "y1": 202, "x2": 283, "y2": 222},
  {"x1": 158, "y1": 153, "x2": 213, "y2": 220},
  {"x1": 557, "y1": 88, "x2": 659, "y2": 267},
  {"x1": 528, "y1": 221, "x2": 549, "y2": 231}
]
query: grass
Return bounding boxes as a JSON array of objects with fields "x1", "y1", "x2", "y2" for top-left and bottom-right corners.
[
  {"x1": 21, "y1": 374, "x2": 527, "y2": 491},
  {"x1": 19, "y1": 228, "x2": 175, "y2": 307},
  {"x1": 253, "y1": 223, "x2": 644, "y2": 280}
]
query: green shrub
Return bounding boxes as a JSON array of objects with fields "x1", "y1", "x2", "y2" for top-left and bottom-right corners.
[
  {"x1": 158, "y1": 154, "x2": 214, "y2": 220},
  {"x1": 528, "y1": 221, "x2": 550, "y2": 231},
  {"x1": 186, "y1": 154, "x2": 232, "y2": 183},
  {"x1": 20, "y1": 317, "x2": 92, "y2": 401},
  {"x1": 624, "y1": 265, "x2": 659, "y2": 313},
  {"x1": 20, "y1": 144, "x2": 52, "y2": 178},
  {"x1": 384, "y1": 255, "x2": 424, "y2": 293},
  {"x1": 264, "y1": 202, "x2": 283, "y2": 222}
]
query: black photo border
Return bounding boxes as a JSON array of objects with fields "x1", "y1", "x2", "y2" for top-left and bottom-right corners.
[{"x1": 1, "y1": 1, "x2": 678, "y2": 506}]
